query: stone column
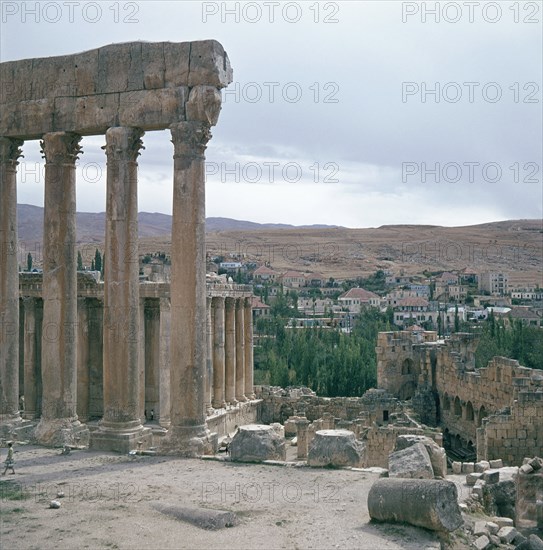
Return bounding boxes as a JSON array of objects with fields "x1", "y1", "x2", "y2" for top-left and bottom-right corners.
[
  {"x1": 36, "y1": 132, "x2": 88, "y2": 446},
  {"x1": 296, "y1": 418, "x2": 310, "y2": 459},
  {"x1": 162, "y1": 121, "x2": 212, "y2": 456},
  {"x1": 158, "y1": 297, "x2": 171, "y2": 429},
  {"x1": 205, "y1": 296, "x2": 213, "y2": 414},
  {"x1": 244, "y1": 297, "x2": 255, "y2": 399},
  {"x1": 138, "y1": 297, "x2": 146, "y2": 422},
  {"x1": 144, "y1": 300, "x2": 159, "y2": 423},
  {"x1": 77, "y1": 298, "x2": 90, "y2": 422},
  {"x1": 224, "y1": 297, "x2": 237, "y2": 406},
  {"x1": 0, "y1": 137, "x2": 23, "y2": 433},
  {"x1": 91, "y1": 127, "x2": 150, "y2": 452},
  {"x1": 22, "y1": 297, "x2": 37, "y2": 420},
  {"x1": 235, "y1": 298, "x2": 246, "y2": 402},
  {"x1": 212, "y1": 297, "x2": 226, "y2": 409}
]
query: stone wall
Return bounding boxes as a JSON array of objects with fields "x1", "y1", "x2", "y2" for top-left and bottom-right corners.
[
  {"x1": 257, "y1": 386, "x2": 403, "y2": 426},
  {"x1": 376, "y1": 330, "x2": 543, "y2": 465}
]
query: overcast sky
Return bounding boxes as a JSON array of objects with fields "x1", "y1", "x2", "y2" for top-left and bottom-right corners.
[{"x1": 1, "y1": 0, "x2": 542, "y2": 227}]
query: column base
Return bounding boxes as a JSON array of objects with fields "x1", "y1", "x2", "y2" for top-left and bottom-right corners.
[
  {"x1": 34, "y1": 417, "x2": 90, "y2": 448},
  {"x1": 0, "y1": 414, "x2": 22, "y2": 439},
  {"x1": 157, "y1": 424, "x2": 213, "y2": 457},
  {"x1": 236, "y1": 395, "x2": 248, "y2": 403},
  {"x1": 90, "y1": 422, "x2": 152, "y2": 453}
]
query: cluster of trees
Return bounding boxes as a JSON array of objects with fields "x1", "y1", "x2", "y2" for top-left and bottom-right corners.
[
  {"x1": 475, "y1": 312, "x2": 543, "y2": 370},
  {"x1": 254, "y1": 308, "x2": 392, "y2": 397}
]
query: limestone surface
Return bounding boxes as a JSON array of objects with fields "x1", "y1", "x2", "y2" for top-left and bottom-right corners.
[
  {"x1": 307, "y1": 429, "x2": 364, "y2": 468},
  {"x1": 388, "y1": 442, "x2": 434, "y2": 479},
  {"x1": 367, "y1": 478, "x2": 463, "y2": 532},
  {"x1": 229, "y1": 424, "x2": 286, "y2": 462},
  {"x1": 0, "y1": 40, "x2": 233, "y2": 139},
  {"x1": 394, "y1": 434, "x2": 447, "y2": 478}
]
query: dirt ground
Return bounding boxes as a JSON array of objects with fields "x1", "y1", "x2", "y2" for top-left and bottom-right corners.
[{"x1": 0, "y1": 445, "x2": 449, "y2": 550}]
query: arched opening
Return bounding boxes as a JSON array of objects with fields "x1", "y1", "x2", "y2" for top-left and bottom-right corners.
[
  {"x1": 466, "y1": 401, "x2": 474, "y2": 421},
  {"x1": 399, "y1": 381, "x2": 416, "y2": 400},
  {"x1": 478, "y1": 406, "x2": 487, "y2": 427},
  {"x1": 401, "y1": 358, "x2": 414, "y2": 375},
  {"x1": 454, "y1": 396, "x2": 462, "y2": 417}
]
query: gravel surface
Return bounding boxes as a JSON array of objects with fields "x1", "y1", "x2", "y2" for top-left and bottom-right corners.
[{"x1": 0, "y1": 445, "x2": 443, "y2": 550}]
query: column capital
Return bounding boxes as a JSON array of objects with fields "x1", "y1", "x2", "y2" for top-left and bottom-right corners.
[
  {"x1": 0, "y1": 137, "x2": 24, "y2": 166},
  {"x1": 225, "y1": 296, "x2": 236, "y2": 311},
  {"x1": 40, "y1": 132, "x2": 82, "y2": 164},
  {"x1": 244, "y1": 297, "x2": 252, "y2": 308},
  {"x1": 170, "y1": 121, "x2": 211, "y2": 160},
  {"x1": 103, "y1": 127, "x2": 144, "y2": 162},
  {"x1": 211, "y1": 295, "x2": 225, "y2": 309}
]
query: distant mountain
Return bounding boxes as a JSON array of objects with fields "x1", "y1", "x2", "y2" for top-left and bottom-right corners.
[{"x1": 16, "y1": 204, "x2": 339, "y2": 243}]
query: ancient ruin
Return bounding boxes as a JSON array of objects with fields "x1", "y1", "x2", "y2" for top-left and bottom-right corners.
[
  {"x1": 0, "y1": 40, "x2": 260, "y2": 455},
  {"x1": 376, "y1": 330, "x2": 543, "y2": 465}
]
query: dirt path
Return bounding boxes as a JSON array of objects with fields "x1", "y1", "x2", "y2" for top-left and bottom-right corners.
[{"x1": 1, "y1": 445, "x2": 442, "y2": 550}]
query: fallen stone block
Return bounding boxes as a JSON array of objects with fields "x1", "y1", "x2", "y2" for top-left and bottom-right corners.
[
  {"x1": 493, "y1": 517, "x2": 514, "y2": 528},
  {"x1": 520, "y1": 463, "x2": 534, "y2": 474},
  {"x1": 466, "y1": 472, "x2": 483, "y2": 486},
  {"x1": 497, "y1": 526, "x2": 518, "y2": 544},
  {"x1": 489, "y1": 459, "x2": 503, "y2": 469},
  {"x1": 388, "y1": 442, "x2": 433, "y2": 479},
  {"x1": 529, "y1": 534, "x2": 543, "y2": 550},
  {"x1": 475, "y1": 461, "x2": 490, "y2": 473},
  {"x1": 367, "y1": 478, "x2": 463, "y2": 532},
  {"x1": 307, "y1": 429, "x2": 364, "y2": 468},
  {"x1": 482, "y1": 469, "x2": 500, "y2": 484},
  {"x1": 529, "y1": 457, "x2": 542, "y2": 471},
  {"x1": 394, "y1": 435, "x2": 447, "y2": 478},
  {"x1": 152, "y1": 503, "x2": 238, "y2": 530},
  {"x1": 229, "y1": 424, "x2": 286, "y2": 463},
  {"x1": 472, "y1": 479, "x2": 486, "y2": 498},
  {"x1": 473, "y1": 520, "x2": 488, "y2": 536},
  {"x1": 485, "y1": 521, "x2": 499, "y2": 535},
  {"x1": 452, "y1": 461, "x2": 462, "y2": 474},
  {"x1": 473, "y1": 534, "x2": 491, "y2": 550},
  {"x1": 462, "y1": 462, "x2": 475, "y2": 474},
  {"x1": 489, "y1": 535, "x2": 501, "y2": 547}
]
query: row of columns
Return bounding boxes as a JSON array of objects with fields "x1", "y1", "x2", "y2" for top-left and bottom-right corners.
[
  {"x1": 208, "y1": 296, "x2": 254, "y2": 410},
  {"x1": 17, "y1": 293, "x2": 253, "y2": 428},
  {"x1": 1, "y1": 120, "x2": 254, "y2": 454}
]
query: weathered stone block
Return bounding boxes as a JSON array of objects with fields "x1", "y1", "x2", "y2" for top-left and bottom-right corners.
[
  {"x1": 188, "y1": 40, "x2": 233, "y2": 88},
  {"x1": 229, "y1": 424, "x2": 286, "y2": 463},
  {"x1": 462, "y1": 462, "x2": 475, "y2": 474},
  {"x1": 473, "y1": 520, "x2": 488, "y2": 536},
  {"x1": 475, "y1": 461, "x2": 490, "y2": 473},
  {"x1": 467, "y1": 472, "x2": 483, "y2": 486},
  {"x1": 490, "y1": 459, "x2": 504, "y2": 468},
  {"x1": 308, "y1": 429, "x2": 364, "y2": 468},
  {"x1": 118, "y1": 87, "x2": 187, "y2": 129},
  {"x1": 388, "y1": 442, "x2": 434, "y2": 479},
  {"x1": 483, "y1": 469, "x2": 500, "y2": 484},
  {"x1": 473, "y1": 535, "x2": 491, "y2": 550},
  {"x1": 394, "y1": 434, "x2": 447, "y2": 478},
  {"x1": 452, "y1": 461, "x2": 462, "y2": 474},
  {"x1": 497, "y1": 526, "x2": 518, "y2": 544}
]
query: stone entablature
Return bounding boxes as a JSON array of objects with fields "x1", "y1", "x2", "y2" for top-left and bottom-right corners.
[
  {"x1": 376, "y1": 330, "x2": 543, "y2": 465},
  {"x1": 19, "y1": 272, "x2": 252, "y2": 299},
  {"x1": 0, "y1": 40, "x2": 231, "y2": 139}
]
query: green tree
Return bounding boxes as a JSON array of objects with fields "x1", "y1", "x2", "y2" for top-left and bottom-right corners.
[
  {"x1": 94, "y1": 249, "x2": 102, "y2": 273},
  {"x1": 27, "y1": 252, "x2": 33, "y2": 272},
  {"x1": 77, "y1": 251, "x2": 83, "y2": 271}
]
